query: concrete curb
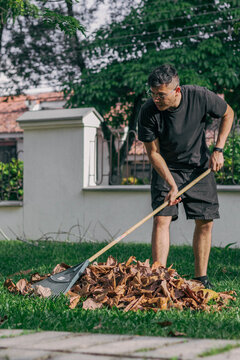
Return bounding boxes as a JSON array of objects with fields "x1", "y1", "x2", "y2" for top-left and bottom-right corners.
[{"x1": 0, "y1": 329, "x2": 240, "y2": 360}]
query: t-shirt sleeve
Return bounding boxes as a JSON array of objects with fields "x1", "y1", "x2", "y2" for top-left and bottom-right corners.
[
  {"x1": 137, "y1": 106, "x2": 158, "y2": 143},
  {"x1": 205, "y1": 88, "x2": 227, "y2": 118}
]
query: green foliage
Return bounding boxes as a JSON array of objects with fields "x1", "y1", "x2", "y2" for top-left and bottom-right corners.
[
  {"x1": 40, "y1": 9, "x2": 85, "y2": 36},
  {"x1": 63, "y1": 0, "x2": 240, "y2": 178},
  {"x1": 0, "y1": 0, "x2": 85, "y2": 35},
  {"x1": 66, "y1": 0, "x2": 240, "y2": 123},
  {"x1": 234, "y1": 21, "x2": 240, "y2": 34},
  {"x1": 0, "y1": 159, "x2": 23, "y2": 201},
  {"x1": 0, "y1": 0, "x2": 106, "y2": 95},
  {"x1": 209, "y1": 133, "x2": 240, "y2": 184},
  {"x1": 0, "y1": 0, "x2": 38, "y2": 24}
]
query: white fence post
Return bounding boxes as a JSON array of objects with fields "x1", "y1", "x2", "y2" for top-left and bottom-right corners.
[{"x1": 17, "y1": 108, "x2": 102, "y2": 240}]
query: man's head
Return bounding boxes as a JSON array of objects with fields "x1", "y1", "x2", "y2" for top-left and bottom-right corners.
[{"x1": 147, "y1": 64, "x2": 181, "y2": 111}]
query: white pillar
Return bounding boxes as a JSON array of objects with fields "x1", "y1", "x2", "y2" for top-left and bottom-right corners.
[{"x1": 17, "y1": 108, "x2": 102, "y2": 240}]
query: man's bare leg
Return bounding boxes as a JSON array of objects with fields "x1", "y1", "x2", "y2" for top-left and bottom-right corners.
[
  {"x1": 152, "y1": 215, "x2": 172, "y2": 266},
  {"x1": 193, "y1": 219, "x2": 213, "y2": 277}
]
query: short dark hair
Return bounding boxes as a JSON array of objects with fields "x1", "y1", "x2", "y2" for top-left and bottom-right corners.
[{"x1": 148, "y1": 64, "x2": 179, "y2": 88}]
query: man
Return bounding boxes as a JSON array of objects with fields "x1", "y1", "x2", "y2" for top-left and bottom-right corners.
[{"x1": 138, "y1": 64, "x2": 234, "y2": 288}]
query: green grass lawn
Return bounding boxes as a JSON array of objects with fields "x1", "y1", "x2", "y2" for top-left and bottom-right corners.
[{"x1": 0, "y1": 240, "x2": 240, "y2": 339}]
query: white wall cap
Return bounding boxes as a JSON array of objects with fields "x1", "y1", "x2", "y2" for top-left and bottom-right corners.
[
  {"x1": 17, "y1": 107, "x2": 103, "y2": 130},
  {"x1": 0, "y1": 133, "x2": 23, "y2": 139}
]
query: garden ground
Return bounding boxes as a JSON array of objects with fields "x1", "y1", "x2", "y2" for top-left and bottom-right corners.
[{"x1": 0, "y1": 241, "x2": 240, "y2": 339}]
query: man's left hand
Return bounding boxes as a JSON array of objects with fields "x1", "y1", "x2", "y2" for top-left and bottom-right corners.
[{"x1": 209, "y1": 151, "x2": 224, "y2": 172}]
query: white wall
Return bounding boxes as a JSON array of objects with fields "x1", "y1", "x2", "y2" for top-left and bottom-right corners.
[
  {"x1": 0, "y1": 107, "x2": 239, "y2": 247},
  {"x1": 0, "y1": 204, "x2": 23, "y2": 240},
  {"x1": 81, "y1": 187, "x2": 240, "y2": 247}
]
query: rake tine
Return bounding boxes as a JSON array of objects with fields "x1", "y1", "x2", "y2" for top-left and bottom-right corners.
[{"x1": 30, "y1": 260, "x2": 90, "y2": 298}]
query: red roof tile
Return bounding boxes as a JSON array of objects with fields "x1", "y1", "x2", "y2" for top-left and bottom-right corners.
[{"x1": 0, "y1": 92, "x2": 65, "y2": 133}]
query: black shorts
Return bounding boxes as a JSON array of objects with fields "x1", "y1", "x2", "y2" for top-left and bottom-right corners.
[{"x1": 151, "y1": 168, "x2": 219, "y2": 221}]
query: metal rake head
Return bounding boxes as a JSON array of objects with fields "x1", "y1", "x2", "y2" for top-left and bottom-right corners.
[{"x1": 31, "y1": 259, "x2": 90, "y2": 298}]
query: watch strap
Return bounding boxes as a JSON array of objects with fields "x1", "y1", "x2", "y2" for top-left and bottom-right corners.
[{"x1": 213, "y1": 147, "x2": 223, "y2": 153}]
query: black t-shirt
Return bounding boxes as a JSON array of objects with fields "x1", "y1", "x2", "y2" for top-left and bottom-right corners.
[{"x1": 138, "y1": 85, "x2": 227, "y2": 170}]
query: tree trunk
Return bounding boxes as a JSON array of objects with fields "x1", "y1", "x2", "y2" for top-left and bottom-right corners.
[{"x1": 65, "y1": 0, "x2": 86, "y2": 72}]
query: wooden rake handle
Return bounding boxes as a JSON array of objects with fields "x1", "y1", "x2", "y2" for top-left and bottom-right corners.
[{"x1": 88, "y1": 168, "x2": 211, "y2": 263}]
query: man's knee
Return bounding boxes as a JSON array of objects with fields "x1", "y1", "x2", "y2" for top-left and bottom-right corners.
[
  {"x1": 153, "y1": 216, "x2": 172, "y2": 229},
  {"x1": 195, "y1": 219, "x2": 213, "y2": 233}
]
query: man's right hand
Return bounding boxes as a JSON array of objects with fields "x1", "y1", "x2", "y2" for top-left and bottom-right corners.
[{"x1": 164, "y1": 185, "x2": 181, "y2": 206}]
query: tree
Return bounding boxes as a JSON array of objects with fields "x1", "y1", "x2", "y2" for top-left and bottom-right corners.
[
  {"x1": 0, "y1": 1, "x2": 85, "y2": 42},
  {"x1": 0, "y1": 0, "x2": 86, "y2": 94},
  {"x1": 0, "y1": 0, "x2": 135, "y2": 94},
  {"x1": 65, "y1": 0, "x2": 240, "y2": 183},
  {"x1": 1, "y1": 1, "x2": 239, "y2": 184}
]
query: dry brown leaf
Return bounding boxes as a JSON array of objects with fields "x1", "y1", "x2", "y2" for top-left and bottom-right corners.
[
  {"x1": 15, "y1": 279, "x2": 27, "y2": 292},
  {"x1": 173, "y1": 278, "x2": 185, "y2": 289},
  {"x1": 158, "y1": 297, "x2": 168, "y2": 310},
  {"x1": 66, "y1": 291, "x2": 81, "y2": 309},
  {"x1": 200, "y1": 289, "x2": 219, "y2": 301},
  {"x1": 93, "y1": 323, "x2": 102, "y2": 330},
  {"x1": 161, "y1": 280, "x2": 171, "y2": 298},
  {"x1": 174, "y1": 288, "x2": 185, "y2": 299},
  {"x1": 145, "y1": 297, "x2": 159, "y2": 305},
  {"x1": 71, "y1": 284, "x2": 81, "y2": 293},
  {"x1": 82, "y1": 298, "x2": 103, "y2": 310},
  {"x1": 168, "y1": 330, "x2": 187, "y2": 337},
  {"x1": 33, "y1": 285, "x2": 52, "y2": 297},
  {"x1": 184, "y1": 287, "x2": 201, "y2": 303},
  {"x1": 52, "y1": 263, "x2": 70, "y2": 275},
  {"x1": 4, "y1": 255, "x2": 237, "y2": 313},
  {"x1": 4, "y1": 279, "x2": 18, "y2": 294},
  {"x1": 106, "y1": 255, "x2": 117, "y2": 267},
  {"x1": 95, "y1": 294, "x2": 109, "y2": 303},
  {"x1": 218, "y1": 292, "x2": 236, "y2": 303},
  {"x1": 157, "y1": 320, "x2": 172, "y2": 327},
  {"x1": 151, "y1": 261, "x2": 163, "y2": 270},
  {"x1": 30, "y1": 272, "x2": 50, "y2": 282},
  {"x1": 0, "y1": 315, "x2": 8, "y2": 325},
  {"x1": 125, "y1": 256, "x2": 136, "y2": 267},
  {"x1": 124, "y1": 297, "x2": 140, "y2": 312},
  {"x1": 8, "y1": 269, "x2": 32, "y2": 277}
]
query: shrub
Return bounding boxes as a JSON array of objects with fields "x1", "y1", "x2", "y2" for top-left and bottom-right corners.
[
  {"x1": 209, "y1": 133, "x2": 240, "y2": 185},
  {"x1": 0, "y1": 159, "x2": 23, "y2": 201}
]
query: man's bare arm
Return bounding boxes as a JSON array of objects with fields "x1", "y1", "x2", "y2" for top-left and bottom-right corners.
[
  {"x1": 144, "y1": 139, "x2": 181, "y2": 206},
  {"x1": 209, "y1": 104, "x2": 234, "y2": 172}
]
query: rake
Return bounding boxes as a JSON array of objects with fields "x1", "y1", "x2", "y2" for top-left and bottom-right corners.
[{"x1": 32, "y1": 168, "x2": 211, "y2": 297}]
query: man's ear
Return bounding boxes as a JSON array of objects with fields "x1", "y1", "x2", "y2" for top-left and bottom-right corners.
[{"x1": 175, "y1": 86, "x2": 181, "y2": 93}]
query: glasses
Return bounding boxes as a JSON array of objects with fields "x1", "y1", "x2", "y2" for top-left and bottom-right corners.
[{"x1": 146, "y1": 86, "x2": 177, "y2": 100}]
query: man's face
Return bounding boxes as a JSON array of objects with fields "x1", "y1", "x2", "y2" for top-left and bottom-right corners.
[{"x1": 150, "y1": 82, "x2": 180, "y2": 111}]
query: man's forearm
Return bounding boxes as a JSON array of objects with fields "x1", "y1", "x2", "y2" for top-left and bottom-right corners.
[
  {"x1": 215, "y1": 105, "x2": 234, "y2": 148},
  {"x1": 149, "y1": 152, "x2": 177, "y2": 189}
]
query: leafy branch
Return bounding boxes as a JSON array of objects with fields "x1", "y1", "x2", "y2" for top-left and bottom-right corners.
[{"x1": 0, "y1": 0, "x2": 85, "y2": 35}]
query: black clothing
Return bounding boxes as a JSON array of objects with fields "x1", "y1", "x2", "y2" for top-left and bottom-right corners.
[
  {"x1": 151, "y1": 168, "x2": 219, "y2": 221},
  {"x1": 138, "y1": 85, "x2": 227, "y2": 170},
  {"x1": 138, "y1": 85, "x2": 227, "y2": 220},
  {"x1": 193, "y1": 275, "x2": 214, "y2": 289}
]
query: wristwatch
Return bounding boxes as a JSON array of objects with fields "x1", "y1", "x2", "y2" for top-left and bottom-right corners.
[{"x1": 213, "y1": 147, "x2": 223, "y2": 153}]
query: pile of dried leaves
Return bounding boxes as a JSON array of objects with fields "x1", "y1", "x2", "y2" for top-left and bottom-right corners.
[{"x1": 4, "y1": 256, "x2": 236, "y2": 312}]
